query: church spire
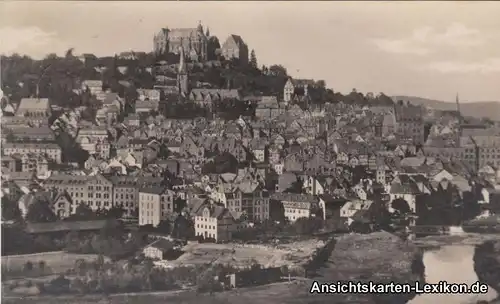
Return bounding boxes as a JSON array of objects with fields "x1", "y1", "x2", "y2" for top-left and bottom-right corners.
[
  {"x1": 456, "y1": 92, "x2": 462, "y2": 123},
  {"x1": 177, "y1": 45, "x2": 189, "y2": 95}
]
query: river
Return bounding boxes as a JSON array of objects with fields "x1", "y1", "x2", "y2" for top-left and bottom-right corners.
[{"x1": 408, "y1": 244, "x2": 498, "y2": 304}]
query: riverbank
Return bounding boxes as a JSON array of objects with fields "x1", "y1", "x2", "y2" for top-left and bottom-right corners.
[
  {"x1": 312, "y1": 231, "x2": 425, "y2": 303},
  {"x1": 3, "y1": 232, "x2": 424, "y2": 304},
  {"x1": 474, "y1": 240, "x2": 500, "y2": 295}
]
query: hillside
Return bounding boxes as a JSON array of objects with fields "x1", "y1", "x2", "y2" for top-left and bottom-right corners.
[{"x1": 392, "y1": 95, "x2": 500, "y2": 121}]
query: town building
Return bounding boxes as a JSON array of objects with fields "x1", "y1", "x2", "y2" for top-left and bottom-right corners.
[
  {"x1": 283, "y1": 78, "x2": 315, "y2": 103},
  {"x1": 138, "y1": 186, "x2": 174, "y2": 227},
  {"x1": 43, "y1": 175, "x2": 89, "y2": 214},
  {"x1": 194, "y1": 204, "x2": 237, "y2": 242},
  {"x1": 255, "y1": 96, "x2": 286, "y2": 120},
  {"x1": 271, "y1": 193, "x2": 319, "y2": 222},
  {"x1": 153, "y1": 22, "x2": 208, "y2": 62},
  {"x1": 394, "y1": 103, "x2": 425, "y2": 144},
  {"x1": 76, "y1": 126, "x2": 109, "y2": 157},
  {"x1": 109, "y1": 176, "x2": 139, "y2": 218},
  {"x1": 225, "y1": 181, "x2": 270, "y2": 222},
  {"x1": 3, "y1": 142, "x2": 62, "y2": 163},
  {"x1": 137, "y1": 89, "x2": 161, "y2": 102},
  {"x1": 81, "y1": 80, "x2": 103, "y2": 96},
  {"x1": 139, "y1": 187, "x2": 163, "y2": 227},
  {"x1": 5, "y1": 126, "x2": 55, "y2": 142},
  {"x1": 143, "y1": 239, "x2": 175, "y2": 260},
  {"x1": 15, "y1": 98, "x2": 51, "y2": 118}
]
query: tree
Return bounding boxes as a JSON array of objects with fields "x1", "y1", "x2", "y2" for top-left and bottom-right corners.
[
  {"x1": 391, "y1": 198, "x2": 412, "y2": 227},
  {"x1": 158, "y1": 143, "x2": 171, "y2": 159},
  {"x1": 249, "y1": 49, "x2": 258, "y2": 69},
  {"x1": 315, "y1": 80, "x2": 326, "y2": 89},
  {"x1": 285, "y1": 178, "x2": 304, "y2": 194},
  {"x1": 392, "y1": 198, "x2": 411, "y2": 215},
  {"x1": 172, "y1": 215, "x2": 194, "y2": 239},
  {"x1": 104, "y1": 205, "x2": 125, "y2": 219},
  {"x1": 24, "y1": 261, "x2": 34, "y2": 272},
  {"x1": 173, "y1": 197, "x2": 187, "y2": 213},
  {"x1": 71, "y1": 203, "x2": 96, "y2": 220},
  {"x1": 156, "y1": 220, "x2": 171, "y2": 234},
  {"x1": 96, "y1": 254, "x2": 105, "y2": 270},
  {"x1": 38, "y1": 260, "x2": 47, "y2": 273},
  {"x1": 377, "y1": 92, "x2": 394, "y2": 105},
  {"x1": 65, "y1": 48, "x2": 74, "y2": 59},
  {"x1": 1, "y1": 196, "x2": 22, "y2": 222},
  {"x1": 26, "y1": 199, "x2": 57, "y2": 223},
  {"x1": 291, "y1": 217, "x2": 323, "y2": 235},
  {"x1": 268, "y1": 65, "x2": 288, "y2": 77},
  {"x1": 74, "y1": 259, "x2": 88, "y2": 276}
]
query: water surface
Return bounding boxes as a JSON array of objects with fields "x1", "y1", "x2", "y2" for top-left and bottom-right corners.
[{"x1": 408, "y1": 245, "x2": 498, "y2": 304}]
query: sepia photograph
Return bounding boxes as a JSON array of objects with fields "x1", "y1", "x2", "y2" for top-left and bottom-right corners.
[{"x1": 1, "y1": 1, "x2": 500, "y2": 303}]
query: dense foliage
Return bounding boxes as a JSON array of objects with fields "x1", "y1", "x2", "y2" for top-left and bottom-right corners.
[
  {"x1": 3, "y1": 255, "x2": 278, "y2": 295},
  {"x1": 1, "y1": 52, "x2": 395, "y2": 111}
]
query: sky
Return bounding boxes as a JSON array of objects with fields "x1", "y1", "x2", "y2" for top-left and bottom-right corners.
[{"x1": 1, "y1": 1, "x2": 500, "y2": 102}]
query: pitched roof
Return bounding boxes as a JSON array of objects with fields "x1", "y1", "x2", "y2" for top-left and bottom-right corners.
[
  {"x1": 270, "y1": 192, "x2": 317, "y2": 203},
  {"x1": 4, "y1": 142, "x2": 60, "y2": 150},
  {"x1": 139, "y1": 186, "x2": 166, "y2": 195},
  {"x1": 196, "y1": 204, "x2": 232, "y2": 220},
  {"x1": 25, "y1": 220, "x2": 119, "y2": 234},
  {"x1": 224, "y1": 34, "x2": 247, "y2": 47},
  {"x1": 146, "y1": 239, "x2": 174, "y2": 252},
  {"x1": 166, "y1": 27, "x2": 200, "y2": 38},
  {"x1": 16, "y1": 98, "x2": 50, "y2": 112},
  {"x1": 102, "y1": 92, "x2": 120, "y2": 105},
  {"x1": 8, "y1": 126, "x2": 54, "y2": 137},
  {"x1": 82, "y1": 80, "x2": 103, "y2": 87}
]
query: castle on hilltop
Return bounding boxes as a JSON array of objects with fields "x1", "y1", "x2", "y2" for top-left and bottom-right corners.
[{"x1": 153, "y1": 21, "x2": 208, "y2": 62}]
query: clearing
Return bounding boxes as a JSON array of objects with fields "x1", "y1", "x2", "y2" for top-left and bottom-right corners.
[
  {"x1": 2, "y1": 251, "x2": 106, "y2": 277},
  {"x1": 160, "y1": 239, "x2": 325, "y2": 268}
]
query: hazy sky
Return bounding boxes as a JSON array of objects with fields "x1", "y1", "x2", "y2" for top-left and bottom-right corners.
[{"x1": 1, "y1": 1, "x2": 500, "y2": 102}]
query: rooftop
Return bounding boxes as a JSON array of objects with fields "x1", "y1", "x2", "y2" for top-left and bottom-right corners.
[{"x1": 16, "y1": 98, "x2": 50, "y2": 112}]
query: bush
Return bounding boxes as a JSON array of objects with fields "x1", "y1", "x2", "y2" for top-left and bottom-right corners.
[
  {"x1": 23, "y1": 280, "x2": 33, "y2": 288},
  {"x1": 8, "y1": 281, "x2": 19, "y2": 290},
  {"x1": 35, "y1": 282, "x2": 46, "y2": 293}
]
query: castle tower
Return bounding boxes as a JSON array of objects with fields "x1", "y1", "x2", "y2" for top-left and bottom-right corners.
[
  {"x1": 177, "y1": 46, "x2": 189, "y2": 95},
  {"x1": 196, "y1": 21, "x2": 208, "y2": 61},
  {"x1": 197, "y1": 20, "x2": 203, "y2": 34}
]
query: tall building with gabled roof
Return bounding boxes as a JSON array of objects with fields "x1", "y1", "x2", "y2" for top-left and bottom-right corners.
[
  {"x1": 221, "y1": 34, "x2": 249, "y2": 65},
  {"x1": 153, "y1": 22, "x2": 208, "y2": 62}
]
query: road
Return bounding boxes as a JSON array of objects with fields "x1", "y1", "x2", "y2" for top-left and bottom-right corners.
[{"x1": 2, "y1": 287, "x2": 192, "y2": 301}]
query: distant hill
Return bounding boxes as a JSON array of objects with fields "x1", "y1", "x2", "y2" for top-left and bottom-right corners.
[{"x1": 392, "y1": 96, "x2": 500, "y2": 121}]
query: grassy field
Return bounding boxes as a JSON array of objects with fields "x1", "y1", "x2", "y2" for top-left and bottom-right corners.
[
  {"x1": 168, "y1": 239, "x2": 324, "y2": 268},
  {"x1": 2, "y1": 232, "x2": 421, "y2": 304},
  {"x1": 1, "y1": 252, "x2": 107, "y2": 277},
  {"x1": 7, "y1": 287, "x2": 500, "y2": 304},
  {"x1": 1, "y1": 282, "x2": 372, "y2": 304}
]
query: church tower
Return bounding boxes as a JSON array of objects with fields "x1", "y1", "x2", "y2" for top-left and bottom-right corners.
[
  {"x1": 456, "y1": 93, "x2": 462, "y2": 123},
  {"x1": 177, "y1": 46, "x2": 189, "y2": 95}
]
